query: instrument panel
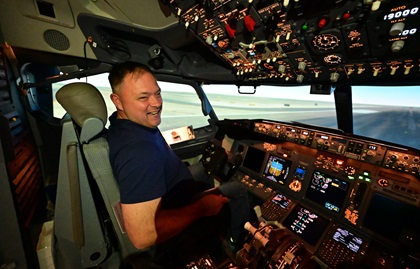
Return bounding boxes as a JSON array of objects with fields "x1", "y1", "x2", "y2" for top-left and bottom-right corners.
[
  {"x1": 216, "y1": 118, "x2": 420, "y2": 269},
  {"x1": 164, "y1": 0, "x2": 420, "y2": 85}
]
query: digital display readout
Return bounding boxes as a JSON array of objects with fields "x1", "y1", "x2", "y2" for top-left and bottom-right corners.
[
  {"x1": 383, "y1": 6, "x2": 418, "y2": 21},
  {"x1": 368, "y1": 145, "x2": 377, "y2": 150},
  {"x1": 383, "y1": 5, "x2": 419, "y2": 37},
  {"x1": 332, "y1": 228, "x2": 363, "y2": 253}
]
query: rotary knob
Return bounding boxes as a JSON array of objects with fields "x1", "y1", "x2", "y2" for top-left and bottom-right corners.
[
  {"x1": 278, "y1": 64, "x2": 286, "y2": 74},
  {"x1": 389, "y1": 22, "x2": 405, "y2": 36},
  {"x1": 391, "y1": 40, "x2": 405, "y2": 53},
  {"x1": 297, "y1": 74, "x2": 304, "y2": 83},
  {"x1": 298, "y1": 61, "x2": 307, "y2": 71},
  {"x1": 330, "y1": 72, "x2": 340, "y2": 82}
]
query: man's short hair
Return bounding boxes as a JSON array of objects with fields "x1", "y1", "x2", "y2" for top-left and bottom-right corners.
[{"x1": 108, "y1": 61, "x2": 154, "y2": 93}]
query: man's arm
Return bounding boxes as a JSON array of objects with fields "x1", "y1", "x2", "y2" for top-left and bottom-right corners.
[{"x1": 121, "y1": 193, "x2": 229, "y2": 250}]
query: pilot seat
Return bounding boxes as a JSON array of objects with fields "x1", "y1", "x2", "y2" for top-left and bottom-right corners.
[{"x1": 52, "y1": 82, "x2": 137, "y2": 268}]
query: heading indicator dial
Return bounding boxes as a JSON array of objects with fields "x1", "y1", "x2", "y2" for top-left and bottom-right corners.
[{"x1": 313, "y1": 34, "x2": 341, "y2": 51}]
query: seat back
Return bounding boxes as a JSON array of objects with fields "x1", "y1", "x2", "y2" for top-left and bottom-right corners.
[
  {"x1": 83, "y1": 137, "x2": 138, "y2": 257},
  {"x1": 55, "y1": 82, "x2": 136, "y2": 268}
]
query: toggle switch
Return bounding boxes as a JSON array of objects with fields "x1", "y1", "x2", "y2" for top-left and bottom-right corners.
[
  {"x1": 404, "y1": 64, "x2": 413, "y2": 75},
  {"x1": 373, "y1": 66, "x2": 381, "y2": 77},
  {"x1": 390, "y1": 65, "x2": 399, "y2": 75}
]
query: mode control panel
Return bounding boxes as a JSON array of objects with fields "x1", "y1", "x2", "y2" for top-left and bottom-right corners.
[{"x1": 253, "y1": 120, "x2": 417, "y2": 178}]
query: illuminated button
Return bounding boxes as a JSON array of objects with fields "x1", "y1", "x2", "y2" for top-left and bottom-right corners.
[
  {"x1": 302, "y1": 23, "x2": 308, "y2": 31},
  {"x1": 342, "y1": 12, "x2": 351, "y2": 20},
  {"x1": 318, "y1": 18, "x2": 327, "y2": 28}
]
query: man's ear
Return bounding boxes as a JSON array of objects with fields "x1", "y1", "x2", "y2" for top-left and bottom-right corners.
[{"x1": 110, "y1": 93, "x2": 123, "y2": 111}]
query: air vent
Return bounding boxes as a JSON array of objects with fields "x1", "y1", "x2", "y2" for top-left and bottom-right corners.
[{"x1": 43, "y1": 29, "x2": 70, "y2": 51}]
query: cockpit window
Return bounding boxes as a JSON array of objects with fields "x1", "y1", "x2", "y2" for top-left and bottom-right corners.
[
  {"x1": 157, "y1": 81, "x2": 211, "y2": 131},
  {"x1": 52, "y1": 74, "x2": 211, "y2": 131},
  {"x1": 352, "y1": 85, "x2": 420, "y2": 150},
  {"x1": 52, "y1": 77, "x2": 419, "y2": 149},
  {"x1": 203, "y1": 85, "x2": 337, "y2": 128}
]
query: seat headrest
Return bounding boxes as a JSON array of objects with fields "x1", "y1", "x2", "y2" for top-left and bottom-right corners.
[{"x1": 56, "y1": 82, "x2": 108, "y2": 143}]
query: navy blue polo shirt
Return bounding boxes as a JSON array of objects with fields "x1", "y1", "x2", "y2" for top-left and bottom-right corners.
[{"x1": 108, "y1": 112, "x2": 193, "y2": 204}]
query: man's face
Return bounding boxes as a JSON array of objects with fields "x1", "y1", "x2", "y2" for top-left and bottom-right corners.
[{"x1": 111, "y1": 71, "x2": 163, "y2": 128}]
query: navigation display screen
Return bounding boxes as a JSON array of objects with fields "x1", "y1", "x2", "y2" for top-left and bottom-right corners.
[
  {"x1": 305, "y1": 170, "x2": 349, "y2": 212},
  {"x1": 242, "y1": 146, "x2": 266, "y2": 174},
  {"x1": 262, "y1": 154, "x2": 292, "y2": 185},
  {"x1": 283, "y1": 204, "x2": 330, "y2": 246},
  {"x1": 363, "y1": 193, "x2": 420, "y2": 243},
  {"x1": 332, "y1": 227, "x2": 363, "y2": 253}
]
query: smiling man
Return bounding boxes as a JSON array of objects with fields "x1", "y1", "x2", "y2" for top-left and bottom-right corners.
[{"x1": 107, "y1": 61, "x2": 248, "y2": 268}]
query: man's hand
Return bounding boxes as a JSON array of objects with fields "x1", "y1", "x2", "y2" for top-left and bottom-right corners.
[{"x1": 196, "y1": 194, "x2": 229, "y2": 217}]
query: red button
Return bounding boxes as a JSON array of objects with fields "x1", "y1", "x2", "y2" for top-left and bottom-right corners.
[
  {"x1": 342, "y1": 12, "x2": 351, "y2": 20},
  {"x1": 318, "y1": 18, "x2": 327, "y2": 28}
]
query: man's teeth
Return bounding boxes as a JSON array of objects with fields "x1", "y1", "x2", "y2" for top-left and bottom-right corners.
[{"x1": 150, "y1": 111, "x2": 158, "y2": 115}]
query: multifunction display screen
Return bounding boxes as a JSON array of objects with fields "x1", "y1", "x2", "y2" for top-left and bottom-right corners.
[
  {"x1": 305, "y1": 170, "x2": 349, "y2": 212},
  {"x1": 262, "y1": 154, "x2": 292, "y2": 185},
  {"x1": 242, "y1": 146, "x2": 266, "y2": 174},
  {"x1": 283, "y1": 204, "x2": 330, "y2": 246},
  {"x1": 363, "y1": 193, "x2": 420, "y2": 243}
]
